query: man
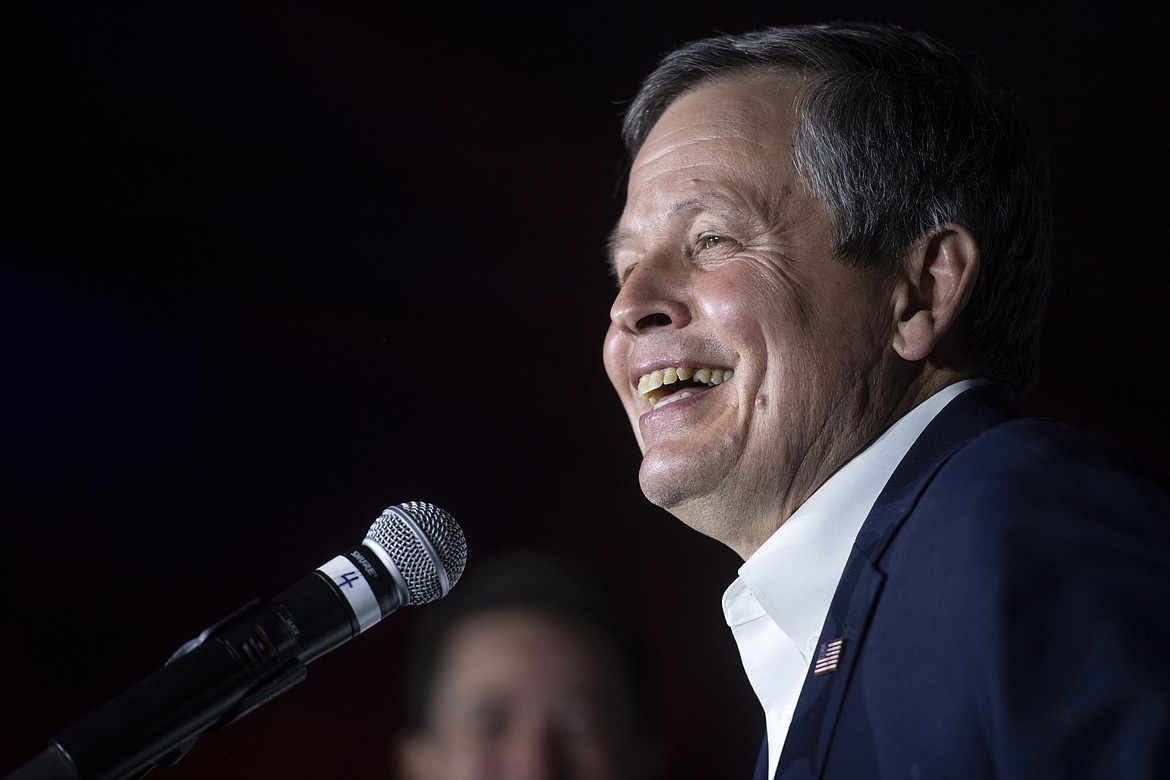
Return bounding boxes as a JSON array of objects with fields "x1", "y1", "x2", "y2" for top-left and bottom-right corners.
[
  {"x1": 603, "y1": 22, "x2": 1170, "y2": 779},
  {"x1": 393, "y1": 552, "x2": 659, "y2": 780}
]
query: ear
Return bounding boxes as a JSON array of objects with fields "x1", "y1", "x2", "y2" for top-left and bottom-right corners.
[{"x1": 891, "y1": 224, "x2": 980, "y2": 362}]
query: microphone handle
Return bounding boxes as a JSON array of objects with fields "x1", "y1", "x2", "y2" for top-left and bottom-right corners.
[{"x1": 9, "y1": 542, "x2": 397, "y2": 780}]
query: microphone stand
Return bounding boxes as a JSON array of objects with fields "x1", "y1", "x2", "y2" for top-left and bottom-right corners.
[{"x1": 5, "y1": 575, "x2": 351, "y2": 780}]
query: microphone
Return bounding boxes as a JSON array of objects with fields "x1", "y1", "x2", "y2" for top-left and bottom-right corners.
[{"x1": 5, "y1": 501, "x2": 467, "y2": 780}]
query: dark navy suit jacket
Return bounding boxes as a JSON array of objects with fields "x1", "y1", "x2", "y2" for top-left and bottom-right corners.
[{"x1": 752, "y1": 383, "x2": 1170, "y2": 779}]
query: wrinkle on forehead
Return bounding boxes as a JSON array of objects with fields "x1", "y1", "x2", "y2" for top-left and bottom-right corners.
[
  {"x1": 645, "y1": 71, "x2": 805, "y2": 152},
  {"x1": 608, "y1": 73, "x2": 821, "y2": 277},
  {"x1": 637, "y1": 75, "x2": 806, "y2": 183}
]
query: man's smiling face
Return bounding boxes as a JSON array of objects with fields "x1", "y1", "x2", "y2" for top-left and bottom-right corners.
[{"x1": 603, "y1": 74, "x2": 905, "y2": 557}]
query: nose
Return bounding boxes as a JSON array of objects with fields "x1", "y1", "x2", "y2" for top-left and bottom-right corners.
[{"x1": 609, "y1": 254, "x2": 691, "y2": 335}]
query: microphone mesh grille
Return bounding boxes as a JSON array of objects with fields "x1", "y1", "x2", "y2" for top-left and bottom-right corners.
[{"x1": 366, "y1": 501, "x2": 467, "y2": 605}]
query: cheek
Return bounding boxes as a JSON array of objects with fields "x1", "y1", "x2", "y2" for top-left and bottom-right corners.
[
  {"x1": 698, "y1": 263, "x2": 786, "y2": 327},
  {"x1": 698, "y1": 280, "x2": 777, "y2": 366}
]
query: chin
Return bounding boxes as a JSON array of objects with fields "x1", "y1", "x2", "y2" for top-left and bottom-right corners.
[
  {"x1": 638, "y1": 455, "x2": 706, "y2": 507},
  {"x1": 637, "y1": 458, "x2": 729, "y2": 530},
  {"x1": 637, "y1": 455, "x2": 769, "y2": 556}
]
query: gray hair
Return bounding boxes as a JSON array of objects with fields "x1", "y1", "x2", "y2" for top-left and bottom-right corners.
[{"x1": 622, "y1": 22, "x2": 1051, "y2": 389}]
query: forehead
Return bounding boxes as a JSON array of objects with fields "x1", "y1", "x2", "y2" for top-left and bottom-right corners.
[
  {"x1": 646, "y1": 72, "x2": 803, "y2": 151},
  {"x1": 610, "y1": 74, "x2": 807, "y2": 261}
]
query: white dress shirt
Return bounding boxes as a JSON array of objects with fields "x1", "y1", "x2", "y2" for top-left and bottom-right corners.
[{"x1": 723, "y1": 379, "x2": 986, "y2": 779}]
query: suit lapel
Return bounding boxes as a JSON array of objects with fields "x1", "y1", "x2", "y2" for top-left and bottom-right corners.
[
  {"x1": 752, "y1": 737, "x2": 770, "y2": 780},
  {"x1": 775, "y1": 550, "x2": 885, "y2": 778},
  {"x1": 774, "y1": 383, "x2": 1019, "y2": 778}
]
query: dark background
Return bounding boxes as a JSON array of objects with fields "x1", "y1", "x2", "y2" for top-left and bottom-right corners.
[{"x1": 2, "y1": 1, "x2": 1167, "y2": 777}]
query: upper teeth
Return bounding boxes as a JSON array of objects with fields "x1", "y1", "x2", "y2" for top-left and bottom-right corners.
[{"x1": 637, "y1": 366, "x2": 734, "y2": 409}]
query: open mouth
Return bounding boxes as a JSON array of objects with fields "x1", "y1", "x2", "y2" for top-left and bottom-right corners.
[{"x1": 637, "y1": 366, "x2": 734, "y2": 410}]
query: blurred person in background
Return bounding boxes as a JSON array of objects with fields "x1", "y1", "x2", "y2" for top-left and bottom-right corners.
[{"x1": 393, "y1": 552, "x2": 661, "y2": 780}]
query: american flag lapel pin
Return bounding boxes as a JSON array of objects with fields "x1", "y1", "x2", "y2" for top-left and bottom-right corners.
[{"x1": 813, "y1": 637, "x2": 845, "y2": 676}]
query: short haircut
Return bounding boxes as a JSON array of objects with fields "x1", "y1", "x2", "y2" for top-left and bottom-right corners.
[{"x1": 623, "y1": 22, "x2": 1052, "y2": 389}]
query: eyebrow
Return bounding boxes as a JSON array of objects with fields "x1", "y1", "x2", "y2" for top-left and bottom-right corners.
[
  {"x1": 605, "y1": 198, "x2": 712, "y2": 273},
  {"x1": 605, "y1": 226, "x2": 632, "y2": 273}
]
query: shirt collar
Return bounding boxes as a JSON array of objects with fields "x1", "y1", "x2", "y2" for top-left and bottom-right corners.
[{"x1": 724, "y1": 378, "x2": 987, "y2": 643}]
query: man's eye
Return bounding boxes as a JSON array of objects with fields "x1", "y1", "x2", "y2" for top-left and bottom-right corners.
[{"x1": 700, "y1": 234, "x2": 730, "y2": 250}]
